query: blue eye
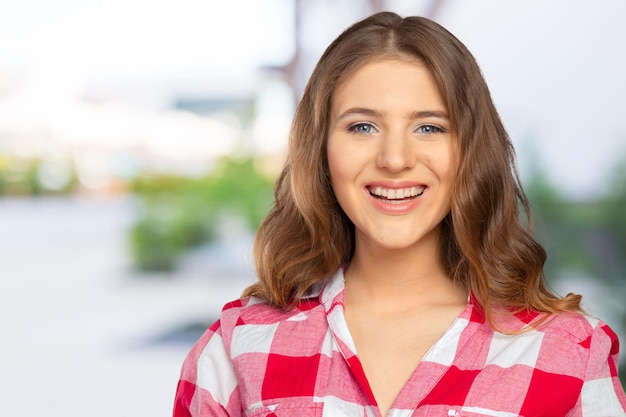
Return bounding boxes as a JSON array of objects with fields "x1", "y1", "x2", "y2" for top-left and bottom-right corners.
[
  {"x1": 416, "y1": 124, "x2": 444, "y2": 134},
  {"x1": 348, "y1": 123, "x2": 376, "y2": 135}
]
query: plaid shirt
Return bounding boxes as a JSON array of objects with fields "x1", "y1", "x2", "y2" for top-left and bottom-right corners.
[{"x1": 174, "y1": 269, "x2": 626, "y2": 417}]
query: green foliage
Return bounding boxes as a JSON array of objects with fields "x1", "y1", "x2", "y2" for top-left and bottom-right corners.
[
  {"x1": 204, "y1": 157, "x2": 277, "y2": 230},
  {"x1": 526, "y1": 165, "x2": 626, "y2": 284},
  {"x1": 0, "y1": 154, "x2": 77, "y2": 196},
  {"x1": 129, "y1": 156, "x2": 275, "y2": 272},
  {"x1": 526, "y1": 173, "x2": 592, "y2": 277},
  {"x1": 0, "y1": 156, "x2": 40, "y2": 196},
  {"x1": 130, "y1": 192, "x2": 215, "y2": 271},
  {"x1": 602, "y1": 162, "x2": 626, "y2": 271}
]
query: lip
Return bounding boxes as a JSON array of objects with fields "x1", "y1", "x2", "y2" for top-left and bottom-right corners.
[
  {"x1": 367, "y1": 180, "x2": 425, "y2": 189},
  {"x1": 364, "y1": 181, "x2": 427, "y2": 215}
]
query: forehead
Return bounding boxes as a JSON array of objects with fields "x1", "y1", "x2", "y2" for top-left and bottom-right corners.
[
  {"x1": 336, "y1": 55, "x2": 427, "y2": 87},
  {"x1": 331, "y1": 58, "x2": 446, "y2": 113}
]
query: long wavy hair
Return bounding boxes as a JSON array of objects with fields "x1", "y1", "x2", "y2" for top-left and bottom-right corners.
[{"x1": 243, "y1": 12, "x2": 581, "y2": 328}]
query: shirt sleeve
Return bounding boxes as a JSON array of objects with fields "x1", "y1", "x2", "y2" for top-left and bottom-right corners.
[
  {"x1": 173, "y1": 319, "x2": 241, "y2": 417},
  {"x1": 576, "y1": 321, "x2": 626, "y2": 416}
]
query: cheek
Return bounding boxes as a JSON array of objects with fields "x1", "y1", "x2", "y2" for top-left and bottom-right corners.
[
  {"x1": 326, "y1": 143, "x2": 358, "y2": 210},
  {"x1": 328, "y1": 160, "x2": 349, "y2": 201},
  {"x1": 419, "y1": 147, "x2": 455, "y2": 186},
  {"x1": 441, "y1": 156, "x2": 456, "y2": 182},
  {"x1": 435, "y1": 143, "x2": 457, "y2": 183},
  {"x1": 326, "y1": 140, "x2": 347, "y2": 184}
]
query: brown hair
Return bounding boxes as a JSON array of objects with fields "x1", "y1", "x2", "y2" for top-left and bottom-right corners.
[{"x1": 243, "y1": 12, "x2": 581, "y2": 327}]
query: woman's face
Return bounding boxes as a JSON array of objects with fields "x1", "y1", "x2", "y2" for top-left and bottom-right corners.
[{"x1": 327, "y1": 58, "x2": 455, "y2": 253}]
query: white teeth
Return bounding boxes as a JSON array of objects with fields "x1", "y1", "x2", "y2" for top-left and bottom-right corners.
[{"x1": 369, "y1": 186, "x2": 425, "y2": 200}]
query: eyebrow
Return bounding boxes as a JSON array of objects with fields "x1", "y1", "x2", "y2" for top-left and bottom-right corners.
[{"x1": 336, "y1": 107, "x2": 449, "y2": 121}]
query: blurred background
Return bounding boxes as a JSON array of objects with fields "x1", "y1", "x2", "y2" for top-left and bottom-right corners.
[{"x1": 1, "y1": 0, "x2": 625, "y2": 415}]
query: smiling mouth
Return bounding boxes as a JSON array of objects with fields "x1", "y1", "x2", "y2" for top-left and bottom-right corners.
[{"x1": 367, "y1": 185, "x2": 425, "y2": 203}]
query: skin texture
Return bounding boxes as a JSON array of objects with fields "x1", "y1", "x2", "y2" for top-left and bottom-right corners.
[{"x1": 327, "y1": 58, "x2": 468, "y2": 417}]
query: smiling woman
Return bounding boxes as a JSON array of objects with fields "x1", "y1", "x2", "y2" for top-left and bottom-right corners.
[{"x1": 174, "y1": 12, "x2": 626, "y2": 417}]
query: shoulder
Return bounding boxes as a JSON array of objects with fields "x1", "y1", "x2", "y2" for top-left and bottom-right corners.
[
  {"x1": 493, "y1": 307, "x2": 613, "y2": 345},
  {"x1": 486, "y1": 309, "x2": 619, "y2": 379},
  {"x1": 214, "y1": 296, "x2": 325, "y2": 351},
  {"x1": 537, "y1": 310, "x2": 604, "y2": 341},
  {"x1": 218, "y1": 295, "x2": 323, "y2": 328},
  {"x1": 523, "y1": 310, "x2": 617, "y2": 357},
  {"x1": 536, "y1": 310, "x2": 619, "y2": 352},
  {"x1": 538, "y1": 311, "x2": 626, "y2": 413},
  {"x1": 482, "y1": 310, "x2": 626, "y2": 409},
  {"x1": 537, "y1": 311, "x2": 623, "y2": 378},
  {"x1": 523, "y1": 311, "x2": 622, "y2": 383},
  {"x1": 178, "y1": 295, "x2": 324, "y2": 381}
]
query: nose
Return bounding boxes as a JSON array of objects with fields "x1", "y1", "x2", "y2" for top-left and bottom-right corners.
[{"x1": 376, "y1": 132, "x2": 415, "y2": 172}]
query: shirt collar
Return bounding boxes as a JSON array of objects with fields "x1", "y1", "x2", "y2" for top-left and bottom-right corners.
[{"x1": 319, "y1": 268, "x2": 346, "y2": 309}]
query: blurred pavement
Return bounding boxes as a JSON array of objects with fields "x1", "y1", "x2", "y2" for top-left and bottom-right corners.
[{"x1": 0, "y1": 196, "x2": 254, "y2": 417}]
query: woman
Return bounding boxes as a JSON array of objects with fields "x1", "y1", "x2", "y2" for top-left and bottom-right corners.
[{"x1": 174, "y1": 12, "x2": 626, "y2": 417}]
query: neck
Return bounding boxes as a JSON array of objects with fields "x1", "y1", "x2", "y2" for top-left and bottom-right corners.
[{"x1": 344, "y1": 231, "x2": 466, "y2": 310}]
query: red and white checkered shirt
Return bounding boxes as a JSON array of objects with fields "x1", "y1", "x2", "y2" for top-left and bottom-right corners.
[{"x1": 174, "y1": 269, "x2": 626, "y2": 417}]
